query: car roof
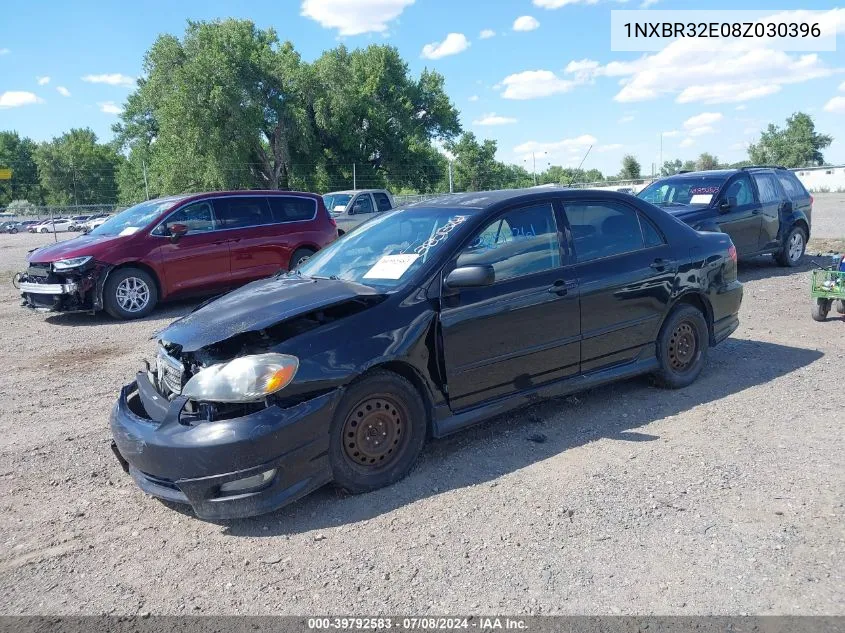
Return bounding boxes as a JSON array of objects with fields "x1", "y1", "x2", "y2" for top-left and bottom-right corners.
[
  {"x1": 324, "y1": 189, "x2": 390, "y2": 195},
  {"x1": 403, "y1": 187, "x2": 641, "y2": 210}
]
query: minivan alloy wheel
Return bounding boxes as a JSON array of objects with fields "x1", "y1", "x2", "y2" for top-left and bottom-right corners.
[{"x1": 115, "y1": 276, "x2": 151, "y2": 313}]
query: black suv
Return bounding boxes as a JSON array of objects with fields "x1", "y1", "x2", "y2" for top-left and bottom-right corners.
[{"x1": 638, "y1": 166, "x2": 812, "y2": 266}]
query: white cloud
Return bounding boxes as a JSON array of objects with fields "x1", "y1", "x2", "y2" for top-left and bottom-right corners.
[
  {"x1": 533, "y1": 0, "x2": 598, "y2": 7},
  {"x1": 735, "y1": 104, "x2": 747, "y2": 111},
  {"x1": 99, "y1": 101, "x2": 123, "y2": 115},
  {"x1": 617, "y1": 115, "x2": 634, "y2": 124},
  {"x1": 56, "y1": 86, "x2": 71, "y2": 97},
  {"x1": 36, "y1": 76, "x2": 50, "y2": 86},
  {"x1": 82, "y1": 73, "x2": 135, "y2": 87},
  {"x1": 0, "y1": 91, "x2": 44, "y2": 108},
  {"x1": 684, "y1": 112, "x2": 723, "y2": 128},
  {"x1": 596, "y1": 143, "x2": 623, "y2": 152},
  {"x1": 680, "y1": 138, "x2": 695, "y2": 148},
  {"x1": 824, "y1": 96, "x2": 845, "y2": 114},
  {"x1": 561, "y1": 9, "x2": 844, "y2": 105},
  {"x1": 0, "y1": 48, "x2": 9, "y2": 55},
  {"x1": 300, "y1": 0, "x2": 414, "y2": 36},
  {"x1": 514, "y1": 134, "x2": 596, "y2": 160},
  {"x1": 473, "y1": 113, "x2": 518, "y2": 126},
  {"x1": 421, "y1": 33, "x2": 469, "y2": 60},
  {"x1": 468, "y1": 95, "x2": 479, "y2": 102},
  {"x1": 479, "y1": 29, "x2": 496, "y2": 39},
  {"x1": 501, "y1": 69, "x2": 579, "y2": 99},
  {"x1": 513, "y1": 16, "x2": 540, "y2": 32},
  {"x1": 662, "y1": 130, "x2": 680, "y2": 137},
  {"x1": 640, "y1": 0, "x2": 659, "y2": 7}
]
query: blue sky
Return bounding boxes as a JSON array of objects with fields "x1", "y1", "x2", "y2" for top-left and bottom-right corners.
[{"x1": 1, "y1": 0, "x2": 843, "y2": 177}]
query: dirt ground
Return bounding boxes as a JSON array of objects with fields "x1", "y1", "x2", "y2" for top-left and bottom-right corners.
[{"x1": 0, "y1": 201, "x2": 843, "y2": 615}]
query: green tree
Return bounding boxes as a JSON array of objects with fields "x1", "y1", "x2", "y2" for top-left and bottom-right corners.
[
  {"x1": 34, "y1": 128, "x2": 119, "y2": 205},
  {"x1": 0, "y1": 132, "x2": 41, "y2": 205},
  {"x1": 748, "y1": 112, "x2": 832, "y2": 167},
  {"x1": 618, "y1": 154, "x2": 641, "y2": 180},
  {"x1": 695, "y1": 153, "x2": 720, "y2": 171},
  {"x1": 445, "y1": 132, "x2": 499, "y2": 192},
  {"x1": 660, "y1": 159, "x2": 683, "y2": 176},
  {"x1": 681, "y1": 160, "x2": 696, "y2": 172},
  {"x1": 309, "y1": 44, "x2": 460, "y2": 192},
  {"x1": 116, "y1": 19, "x2": 315, "y2": 193}
]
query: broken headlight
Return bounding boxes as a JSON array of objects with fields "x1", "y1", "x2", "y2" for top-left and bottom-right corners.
[
  {"x1": 181, "y1": 353, "x2": 299, "y2": 403},
  {"x1": 53, "y1": 256, "x2": 93, "y2": 270}
]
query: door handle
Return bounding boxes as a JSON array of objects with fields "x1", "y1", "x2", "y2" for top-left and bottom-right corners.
[
  {"x1": 212, "y1": 240, "x2": 227, "y2": 246},
  {"x1": 650, "y1": 258, "x2": 673, "y2": 270},
  {"x1": 548, "y1": 280, "x2": 577, "y2": 295},
  {"x1": 227, "y1": 238, "x2": 241, "y2": 243},
  {"x1": 751, "y1": 209, "x2": 761, "y2": 215}
]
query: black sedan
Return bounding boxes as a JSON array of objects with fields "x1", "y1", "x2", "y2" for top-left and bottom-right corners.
[{"x1": 111, "y1": 189, "x2": 743, "y2": 520}]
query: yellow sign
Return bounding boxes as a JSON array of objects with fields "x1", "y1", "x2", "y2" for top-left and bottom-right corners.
[{"x1": 0, "y1": 168, "x2": 11, "y2": 180}]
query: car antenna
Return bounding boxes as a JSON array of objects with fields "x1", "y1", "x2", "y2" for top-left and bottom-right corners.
[{"x1": 566, "y1": 145, "x2": 593, "y2": 187}]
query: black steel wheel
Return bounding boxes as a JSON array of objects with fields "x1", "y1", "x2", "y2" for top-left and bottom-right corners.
[
  {"x1": 654, "y1": 304, "x2": 709, "y2": 389},
  {"x1": 329, "y1": 371, "x2": 426, "y2": 494}
]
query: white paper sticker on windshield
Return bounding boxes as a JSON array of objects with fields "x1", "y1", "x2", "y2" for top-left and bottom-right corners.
[
  {"x1": 363, "y1": 254, "x2": 419, "y2": 280},
  {"x1": 119, "y1": 226, "x2": 139, "y2": 236},
  {"x1": 690, "y1": 194, "x2": 713, "y2": 205},
  {"x1": 333, "y1": 205, "x2": 347, "y2": 212}
]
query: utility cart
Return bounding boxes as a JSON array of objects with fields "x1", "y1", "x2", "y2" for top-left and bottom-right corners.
[{"x1": 811, "y1": 253, "x2": 845, "y2": 322}]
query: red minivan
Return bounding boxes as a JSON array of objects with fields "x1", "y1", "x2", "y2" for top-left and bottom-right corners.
[{"x1": 18, "y1": 191, "x2": 338, "y2": 319}]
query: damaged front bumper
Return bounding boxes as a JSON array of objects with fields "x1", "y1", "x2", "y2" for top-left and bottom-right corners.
[
  {"x1": 18, "y1": 262, "x2": 109, "y2": 314},
  {"x1": 110, "y1": 372, "x2": 340, "y2": 520}
]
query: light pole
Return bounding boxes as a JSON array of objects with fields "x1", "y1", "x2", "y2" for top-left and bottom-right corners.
[{"x1": 523, "y1": 151, "x2": 547, "y2": 186}]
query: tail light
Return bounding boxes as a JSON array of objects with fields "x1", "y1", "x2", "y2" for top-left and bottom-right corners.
[{"x1": 728, "y1": 245, "x2": 737, "y2": 263}]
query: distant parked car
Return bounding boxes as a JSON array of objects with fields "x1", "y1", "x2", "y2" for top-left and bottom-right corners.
[
  {"x1": 19, "y1": 190, "x2": 338, "y2": 319},
  {"x1": 322, "y1": 189, "x2": 394, "y2": 235},
  {"x1": 68, "y1": 215, "x2": 93, "y2": 231},
  {"x1": 638, "y1": 166, "x2": 812, "y2": 267},
  {"x1": 34, "y1": 218, "x2": 74, "y2": 233},
  {"x1": 81, "y1": 215, "x2": 110, "y2": 233},
  {"x1": 0, "y1": 221, "x2": 18, "y2": 233}
]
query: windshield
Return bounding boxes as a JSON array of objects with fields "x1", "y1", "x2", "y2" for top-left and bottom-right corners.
[
  {"x1": 89, "y1": 196, "x2": 188, "y2": 237},
  {"x1": 638, "y1": 176, "x2": 727, "y2": 207},
  {"x1": 297, "y1": 207, "x2": 474, "y2": 289},
  {"x1": 323, "y1": 194, "x2": 353, "y2": 213}
]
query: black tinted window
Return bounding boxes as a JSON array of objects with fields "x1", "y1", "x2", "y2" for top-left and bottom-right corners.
[
  {"x1": 752, "y1": 173, "x2": 781, "y2": 204},
  {"x1": 457, "y1": 203, "x2": 560, "y2": 282},
  {"x1": 162, "y1": 201, "x2": 216, "y2": 233},
  {"x1": 214, "y1": 197, "x2": 273, "y2": 229},
  {"x1": 566, "y1": 202, "x2": 645, "y2": 263},
  {"x1": 640, "y1": 214, "x2": 664, "y2": 248},
  {"x1": 351, "y1": 195, "x2": 374, "y2": 214},
  {"x1": 777, "y1": 172, "x2": 807, "y2": 201},
  {"x1": 373, "y1": 193, "x2": 392, "y2": 212},
  {"x1": 724, "y1": 174, "x2": 755, "y2": 206},
  {"x1": 268, "y1": 196, "x2": 317, "y2": 222}
]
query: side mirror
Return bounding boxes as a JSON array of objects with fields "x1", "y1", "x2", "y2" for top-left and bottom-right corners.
[
  {"x1": 445, "y1": 265, "x2": 495, "y2": 289},
  {"x1": 169, "y1": 223, "x2": 188, "y2": 242},
  {"x1": 719, "y1": 196, "x2": 737, "y2": 213}
]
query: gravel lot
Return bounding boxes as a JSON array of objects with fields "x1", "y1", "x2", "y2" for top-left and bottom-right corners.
[{"x1": 0, "y1": 197, "x2": 843, "y2": 616}]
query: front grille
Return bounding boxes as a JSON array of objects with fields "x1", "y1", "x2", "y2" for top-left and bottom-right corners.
[{"x1": 156, "y1": 348, "x2": 185, "y2": 397}]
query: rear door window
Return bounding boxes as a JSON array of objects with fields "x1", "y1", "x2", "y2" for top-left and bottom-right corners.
[
  {"x1": 214, "y1": 197, "x2": 273, "y2": 229},
  {"x1": 752, "y1": 173, "x2": 782, "y2": 204},
  {"x1": 373, "y1": 192, "x2": 392, "y2": 212},
  {"x1": 564, "y1": 201, "x2": 648, "y2": 262},
  {"x1": 777, "y1": 172, "x2": 808, "y2": 201},
  {"x1": 268, "y1": 196, "x2": 317, "y2": 223}
]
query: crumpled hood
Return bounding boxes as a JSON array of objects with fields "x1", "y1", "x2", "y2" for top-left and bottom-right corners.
[
  {"x1": 27, "y1": 233, "x2": 128, "y2": 263},
  {"x1": 160, "y1": 275, "x2": 381, "y2": 352}
]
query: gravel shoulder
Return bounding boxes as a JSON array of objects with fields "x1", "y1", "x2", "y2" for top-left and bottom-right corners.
[{"x1": 0, "y1": 231, "x2": 843, "y2": 616}]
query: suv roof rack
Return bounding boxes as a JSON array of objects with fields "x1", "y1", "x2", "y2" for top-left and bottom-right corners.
[{"x1": 740, "y1": 165, "x2": 787, "y2": 171}]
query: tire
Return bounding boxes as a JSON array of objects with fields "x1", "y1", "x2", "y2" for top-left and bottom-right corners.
[
  {"x1": 653, "y1": 304, "x2": 709, "y2": 389},
  {"x1": 836, "y1": 299, "x2": 845, "y2": 315},
  {"x1": 811, "y1": 298, "x2": 830, "y2": 322},
  {"x1": 103, "y1": 267, "x2": 158, "y2": 320},
  {"x1": 39, "y1": 227, "x2": 48, "y2": 233},
  {"x1": 775, "y1": 225, "x2": 806, "y2": 267},
  {"x1": 329, "y1": 370, "x2": 427, "y2": 495},
  {"x1": 289, "y1": 247, "x2": 315, "y2": 270},
  {"x1": 10, "y1": 227, "x2": 17, "y2": 234}
]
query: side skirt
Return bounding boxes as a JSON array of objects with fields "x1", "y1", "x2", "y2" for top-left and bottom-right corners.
[{"x1": 432, "y1": 355, "x2": 659, "y2": 438}]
